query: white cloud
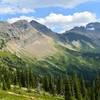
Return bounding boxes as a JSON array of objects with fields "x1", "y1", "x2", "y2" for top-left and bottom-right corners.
[
  {"x1": 1, "y1": 0, "x2": 90, "y2": 8},
  {"x1": 37, "y1": 11, "x2": 96, "y2": 32},
  {"x1": 7, "y1": 11, "x2": 97, "y2": 32},
  {"x1": 0, "y1": 0, "x2": 94, "y2": 14},
  {"x1": 0, "y1": 6, "x2": 35, "y2": 14},
  {"x1": 7, "y1": 16, "x2": 35, "y2": 23}
]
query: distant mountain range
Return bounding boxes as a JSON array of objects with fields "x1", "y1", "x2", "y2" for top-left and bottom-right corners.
[
  {"x1": 60, "y1": 22, "x2": 100, "y2": 52},
  {"x1": 0, "y1": 20, "x2": 100, "y2": 58}
]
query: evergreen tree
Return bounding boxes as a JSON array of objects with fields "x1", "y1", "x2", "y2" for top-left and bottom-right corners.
[
  {"x1": 0, "y1": 39, "x2": 6, "y2": 50},
  {"x1": 94, "y1": 74, "x2": 100, "y2": 100},
  {"x1": 73, "y1": 73, "x2": 83, "y2": 100},
  {"x1": 56, "y1": 75, "x2": 63, "y2": 95},
  {"x1": 2, "y1": 78, "x2": 7, "y2": 90},
  {"x1": 80, "y1": 75, "x2": 87, "y2": 99},
  {"x1": 64, "y1": 76, "x2": 74, "y2": 100},
  {"x1": 89, "y1": 87, "x2": 95, "y2": 100},
  {"x1": 43, "y1": 76, "x2": 49, "y2": 92},
  {"x1": 49, "y1": 75, "x2": 55, "y2": 95}
]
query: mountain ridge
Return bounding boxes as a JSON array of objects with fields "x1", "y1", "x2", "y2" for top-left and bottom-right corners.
[{"x1": 0, "y1": 20, "x2": 100, "y2": 58}]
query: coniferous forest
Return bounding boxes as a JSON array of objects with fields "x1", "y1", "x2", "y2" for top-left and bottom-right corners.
[{"x1": 0, "y1": 55, "x2": 100, "y2": 100}]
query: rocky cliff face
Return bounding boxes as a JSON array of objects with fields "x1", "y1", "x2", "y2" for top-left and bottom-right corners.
[
  {"x1": 60, "y1": 22, "x2": 100, "y2": 52},
  {"x1": 66, "y1": 22, "x2": 100, "y2": 46},
  {"x1": 0, "y1": 20, "x2": 57, "y2": 58}
]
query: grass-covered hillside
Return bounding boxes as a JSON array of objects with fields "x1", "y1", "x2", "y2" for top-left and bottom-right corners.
[
  {"x1": 0, "y1": 44, "x2": 100, "y2": 79},
  {"x1": 0, "y1": 44, "x2": 100, "y2": 99},
  {"x1": 0, "y1": 87, "x2": 63, "y2": 100}
]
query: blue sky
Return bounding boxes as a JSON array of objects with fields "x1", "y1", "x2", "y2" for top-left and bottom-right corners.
[{"x1": 0, "y1": 0, "x2": 100, "y2": 32}]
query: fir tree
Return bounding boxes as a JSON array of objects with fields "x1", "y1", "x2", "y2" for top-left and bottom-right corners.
[
  {"x1": 56, "y1": 75, "x2": 63, "y2": 95},
  {"x1": 64, "y1": 76, "x2": 73, "y2": 100},
  {"x1": 73, "y1": 73, "x2": 83, "y2": 100}
]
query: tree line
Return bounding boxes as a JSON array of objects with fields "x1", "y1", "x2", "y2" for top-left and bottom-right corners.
[{"x1": 0, "y1": 64, "x2": 100, "y2": 100}]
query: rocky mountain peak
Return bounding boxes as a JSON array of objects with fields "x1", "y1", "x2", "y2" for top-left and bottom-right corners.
[
  {"x1": 86, "y1": 22, "x2": 100, "y2": 32},
  {"x1": 12, "y1": 20, "x2": 33, "y2": 31},
  {"x1": 30, "y1": 20, "x2": 52, "y2": 34}
]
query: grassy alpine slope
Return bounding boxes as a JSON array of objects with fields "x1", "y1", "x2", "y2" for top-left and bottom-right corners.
[
  {"x1": 0, "y1": 43, "x2": 100, "y2": 79},
  {"x1": 0, "y1": 87, "x2": 63, "y2": 100},
  {"x1": 0, "y1": 44, "x2": 100, "y2": 99}
]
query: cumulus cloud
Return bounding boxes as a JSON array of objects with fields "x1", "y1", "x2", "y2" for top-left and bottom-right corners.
[
  {"x1": 7, "y1": 11, "x2": 97, "y2": 32},
  {"x1": 37, "y1": 11, "x2": 96, "y2": 32},
  {"x1": 0, "y1": 0, "x2": 93, "y2": 14}
]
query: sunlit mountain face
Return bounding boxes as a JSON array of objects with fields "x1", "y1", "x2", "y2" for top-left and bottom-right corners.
[{"x1": 0, "y1": 20, "x2": 100, "y2": 56}]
